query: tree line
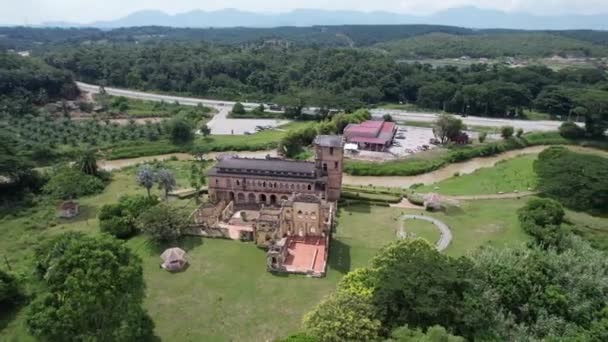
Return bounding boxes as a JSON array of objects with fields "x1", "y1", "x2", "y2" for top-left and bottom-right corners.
[{"x1": 39, "y1": 43, "x2": 608, "y2": 126}]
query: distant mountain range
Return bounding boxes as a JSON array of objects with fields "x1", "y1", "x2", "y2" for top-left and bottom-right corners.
[{"x1": 40, "y1": 7, "x2": 608, "y2": 30}]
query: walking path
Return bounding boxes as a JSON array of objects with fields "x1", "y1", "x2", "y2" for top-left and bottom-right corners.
[
  {"x1": 445, "y1": 192, "x2": 538, "y2": 201},
  {"x1": 399, "y1": 215, "x2": 452, "y2": 252}
]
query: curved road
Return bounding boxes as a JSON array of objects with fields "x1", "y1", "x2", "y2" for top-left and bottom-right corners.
[
  {"x1": 399, "y1": 215, "x2": 452, "y2": 252},
  {"x1": 77, "y1": 82, "x2": 288, "y2": 134},
  {"x1": 372, "y1": 109, "x2": 571, "y2": 132},
  {"x1": 78, "y1": 81, "x2": 567, "y2": 132},
  {"x1": 77, "y1": 81, "x2": 259, "y2": 108}
]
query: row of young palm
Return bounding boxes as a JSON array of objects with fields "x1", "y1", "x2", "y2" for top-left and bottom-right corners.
[{"x1": 3, "y1": 113, "x2": 168, "y2": 153}]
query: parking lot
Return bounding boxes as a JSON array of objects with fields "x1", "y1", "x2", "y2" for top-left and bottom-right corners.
[
  {"x1": 388, "y1": 126, "x2": 438, "y2": 156},
  {"x1": 204, "y1": 107, "x2": 290, "y2": 135}
]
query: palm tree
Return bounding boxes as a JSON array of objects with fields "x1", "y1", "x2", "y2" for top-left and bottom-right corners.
[
  {"x1": 156, "y1": 169, "x2": 176, "y2": 200},
  {"x1": 76, "y1": 148, "x2": 99, "y2": 176},
  {"x1": 136, "y1": 165, "x2": 156, "y2": 198}
]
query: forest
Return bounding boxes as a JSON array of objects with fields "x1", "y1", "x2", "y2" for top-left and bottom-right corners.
[
  {"x1": 37, "y1": 42, "x2": 608, "y2": 129},
  {"x1": 3, "y1": 25, "x2": 608, "y2": 50}
]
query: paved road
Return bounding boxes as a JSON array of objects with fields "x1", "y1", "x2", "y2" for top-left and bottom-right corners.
[
  {"x1": 77, "y1": 82, "x2": 289, "y2": 135},
  {"x1": 205, "y1": 105, "x2": 289, "y2": 135},
  {"x1": 372, "y1": 109, "x2": 570, "y2": 132},
  {"x1": 78, "y1": 81, "x2": 569, "y2": 133},
  {"x1": 399, "y1": 215, "x2": 452, "y2": 252},
  {"x1": 77, "y1": 82, "x2": 260, "y2": 108}
]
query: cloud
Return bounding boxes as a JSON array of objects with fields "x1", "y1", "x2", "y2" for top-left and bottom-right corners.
[{"x1": 3, "y1": 0, "x2": 608, "y2": 25}]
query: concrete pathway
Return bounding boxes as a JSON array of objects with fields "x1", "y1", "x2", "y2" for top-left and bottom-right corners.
[{"x1": 399, "y1": 215, "x2": 452, "y2": 252}]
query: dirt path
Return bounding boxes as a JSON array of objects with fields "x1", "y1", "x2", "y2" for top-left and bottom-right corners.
[
  {"x1": 445, "y1": 192, "x2": 538, "y2": 201},
  {"x1": 399, "y1": 215, "x2": 452, "y2": 252}
]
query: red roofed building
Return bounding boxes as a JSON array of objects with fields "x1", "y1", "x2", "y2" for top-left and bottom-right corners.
[{"x1": 343, "y1": 120, "x2": 397, "y2": 152}]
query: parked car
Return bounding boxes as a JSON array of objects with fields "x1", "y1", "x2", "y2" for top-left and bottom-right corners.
[{"x1": 244, "y1": 131, "x2": 252, "y2": 135}]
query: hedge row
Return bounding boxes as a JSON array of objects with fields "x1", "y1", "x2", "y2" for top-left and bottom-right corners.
[{"x1": 341, "y1": 191, "x2": 402, "y2": 204}]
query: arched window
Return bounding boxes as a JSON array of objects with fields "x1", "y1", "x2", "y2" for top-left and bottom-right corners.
[
  {"x1": 311, "y1": 212, "x2": 317, "y2": 220},
  {"x1": 236, "y1": 180, "x2": 240, "y2": 186},
  {"x1": 290, "y1": 184, "x2": 294, "y2": 190},
  {"x1": 307, "y1": 184, "x2": 312, "y2": 191},
  {"x1": 297, "y1": 210, "x2": 303, "y2": 218},
  {"x1": 323, "y1": 163, "x2": 328, "y2": 172},
  {"x1": 263, "y1": 181, "x2": 266, "y2": 187}
]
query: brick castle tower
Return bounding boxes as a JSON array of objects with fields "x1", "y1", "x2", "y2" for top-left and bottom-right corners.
[{"x1": 313, "y1": 135, "x2": 344, "y2": 202}]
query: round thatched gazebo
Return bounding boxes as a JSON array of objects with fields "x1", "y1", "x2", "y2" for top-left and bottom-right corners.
[{"x1": 160, "y1": 247, "x2": 188, "y2": 272}]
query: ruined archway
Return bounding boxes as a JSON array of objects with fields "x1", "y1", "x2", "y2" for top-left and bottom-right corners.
[
  {"x1": 270, "y1": 194, "x2": 277, "y2": 205},
  {"x1": 248, "y1": 193, "x2": 256, "y2": 203},
  {"x1": 259, "y1": 193, "x2": 267, "y2": 204},
  {"x1": 237, "y1": 193, "x2": 245, "y2": 203}
]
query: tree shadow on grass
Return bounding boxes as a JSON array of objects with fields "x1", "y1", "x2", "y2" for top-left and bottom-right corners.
[
  {"x1": 328, "y1": 238, "x2": 351, "y2": 275},
  {"x1": 341, "y1": 202, "x2": 372, "y2": 214},
  {"x1": 0, "y1": 302, "x2": 25, "y2": 332},
  {"x1": 140, "y1": 236, "x2": 204, "y2": 257}
]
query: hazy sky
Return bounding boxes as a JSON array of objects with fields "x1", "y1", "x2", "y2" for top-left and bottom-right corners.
[{"x1": 4, "y1": 0, "x2": 608, "y2": 25}]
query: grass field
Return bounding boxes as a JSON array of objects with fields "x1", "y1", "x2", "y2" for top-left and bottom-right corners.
[
  {"x1": 402, "y1": 219, "x2": 441, "y2": 245},
  {"x1": 418, "y1": 154, "x2": 538, "y2": 196}
]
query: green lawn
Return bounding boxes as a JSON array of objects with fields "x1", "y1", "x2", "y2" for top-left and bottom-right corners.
[
  {"x1": 402, "y1": 219, "x2": 441, "y2": 245},
  {"x1": 418, "y1": 154, "x2": 538, "y2": 196}
]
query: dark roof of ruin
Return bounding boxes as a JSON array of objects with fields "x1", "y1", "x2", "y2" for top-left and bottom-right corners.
[
  {"x1": 209, "y1": 157, "x2": 316, "y2": 176},
  {"x1": 314, "y1": 135, "x2": 344, "y2": 148}
]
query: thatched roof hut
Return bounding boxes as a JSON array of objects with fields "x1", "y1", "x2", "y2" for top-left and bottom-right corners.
[
  {"x1": 160, "y1": 247, "x2": 187, "y2": 271},
  {"x1": 58, "y1": 201, "x2": 79, "y2": 218}
]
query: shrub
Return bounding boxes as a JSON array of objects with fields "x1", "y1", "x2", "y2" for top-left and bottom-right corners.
[
  {"x1": 478, "y1": 132, "x2": 488, "y2": 143},
  {"x1": 0, "y1": 269, "x2": 20, "y2": 306},
  {"x1": 559, "y1": 121, "x2": 585, "y2": 139},
  {"x1": 516, "y1": 128, "x2": 524, "y2": 137},
  {"x1": 137, "y1": 202, "x2": 188, "y2": 242},
  {"x1": 232, "y1": 102, "x2": 246, "y2": 115},
  {"x1": 534, "y1": 147, "x2": 608, "y2": 213},
  {"x1": 500, "y1": 126, "x2": 514, "y2": 139},
  {"x1": 99, "y1": 195, "x2": 159, "y2": 239},
  {"x1": 167, "y1": 117, "x2": 194, "y2": 144},
  {"x1": 42, "y1": 165, "x2": 105, "y2": 199},
  {"x1": 407, "y1": 192, "x2": 425, "y2": 206}
]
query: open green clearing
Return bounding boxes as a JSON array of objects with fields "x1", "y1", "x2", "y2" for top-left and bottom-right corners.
[
  {"x1": 402, "y1": 219, "x2": 441, "y2": 245},
  {"x1": 418, "y1": 154, "x2": 538, "y2": 196}
]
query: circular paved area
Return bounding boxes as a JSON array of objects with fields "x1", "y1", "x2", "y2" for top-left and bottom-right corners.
[{"x1": 399, "y1": 215, "x2": 452, "y2": 252}]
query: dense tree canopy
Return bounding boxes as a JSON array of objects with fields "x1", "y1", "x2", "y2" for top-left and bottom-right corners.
[
  {"x1": 303, "y1": 234, "x2": 608, "y2": 341},
  {"x1": 0, "y1": 52, "x2": 78, "y2": 116},
  {"x1": 27, "y1": 233, "x2": 154, "y2": 341},
  {"x1": 137, "y1": 202, "x2": 189, "y2": 242},
  {"x1": 534, "y1": 147, "x2": 608, "y2": 213},
  {"x1": 39, "y1": 42, "x2": 608, "y2": 122}
]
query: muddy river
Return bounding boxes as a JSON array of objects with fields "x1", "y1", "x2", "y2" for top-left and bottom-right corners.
[{"x1": 99, "y1": 145, "x2": 607, "y2": 188}]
